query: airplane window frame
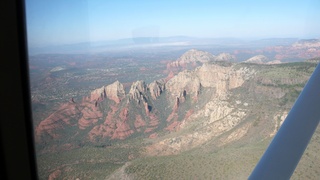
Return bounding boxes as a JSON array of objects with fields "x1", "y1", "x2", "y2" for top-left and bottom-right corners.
[{"x1": 0, "y1": 0, "x2": 38, "y2": 179}]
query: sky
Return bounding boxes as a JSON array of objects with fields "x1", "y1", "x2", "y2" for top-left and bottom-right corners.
[{"x1": 25, "y1": 0, "x2": 320, "y2": 47}]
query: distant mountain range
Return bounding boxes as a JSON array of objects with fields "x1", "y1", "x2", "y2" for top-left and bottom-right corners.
[{"x1": 28, "y1": 36, "x2": 307, "y2": 55}]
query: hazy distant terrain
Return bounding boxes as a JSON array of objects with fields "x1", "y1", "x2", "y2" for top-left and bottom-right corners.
[{"x1": 30, "y1": 39, "x2": 320, "y2": 179}]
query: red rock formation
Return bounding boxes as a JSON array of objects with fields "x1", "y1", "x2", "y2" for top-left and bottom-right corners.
[
  {"x1": 165, "y1": 121, "x2": 181, "y2": 132},
  {"x1": 70, "y1": 98, "x2": 75, "y2": 103},
  {"x1": 89, "y1": 103, "x2": 155, "y2": 141},
  {"x1": 104, "y1": 105, "x2": 118, "y2": 128},
  {"x1": 129, "y1": 80, "x2": 147, "y2": 102},
  {"x1": 105, "y1": 81, "x2": 125, "y2": 103},
  {"x1": 78, "y1": 103, "x2": 102, "y2": 129},
  {"x1": 134, "y1": 114, "x2": 146, "y2": 132},
  {"x1": 91, "y1": 106, "x2": 117, "y2": 140},
  {"x1": 166, "y1": 111, "x2": 178, "y2": 123},
  {"x1": 166, "y1": 49, "x2": 215, "y2": 70},
  {"x1": 148, "y1": 79, "x2": 165, "y2": 100},
  {"x1": 144, "y1": 113, "x2": 159, "y2": 133},
  {"x1": 149, "y1": 133, "x2": 158, "y2": 139},
  {"x1": 35, "y1": 103, "x2": 81, "y2": 142},
  {"x1": 89, "y1": 81, "x2": 125, "y2": 103},
  {"x1": 184, "y1": 109, "x2": 194, "y2": 120},
  {"x1": 165, "y1": 71, "x2": 175, "y2": 82},
  {"x1": 48, "y1": 170, "x2": 61, "y2": 180},
  {"x1": 119, "y1": 108, "x2": 129, "y2": 121},
  {"x1": 36, "y1": 50, "x2": 252, "y2": 146},
  {"x1": 90, "y1": 86, "x2": 105, "y2": 102},
  {"x1": 143, "y1": 102, "x2": 150, "y2": 115},
  {"x1": 111, "y1": 121, "x2": 134, "y2": 140},
  {"x1": 174, "y1": 97, "x2": 180, "y2": 111},
  {"x1": 89, "y1": 108, "x2": 133, "y2": 141}
]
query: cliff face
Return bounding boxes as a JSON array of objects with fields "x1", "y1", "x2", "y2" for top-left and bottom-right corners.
[
  {"x1": 90, "y1": 81, "x2": 125, "y2": 103},
  {"x1": 148, "y1": 79, "x2": 165, "y2": 100},
  {"x1": 166, "y1": 63, "x2": 252, "y2": 98},
  {"x1": 105, "y1": 81, "x2": 125, "y2": 103},
  {"x1": 129, "y1": 80, "x2": 148, "y2": 102}
]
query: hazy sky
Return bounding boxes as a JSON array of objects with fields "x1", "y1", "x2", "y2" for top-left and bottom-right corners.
[{"x1": 26, "y1": 0, "x2": 320, "y2": 47}]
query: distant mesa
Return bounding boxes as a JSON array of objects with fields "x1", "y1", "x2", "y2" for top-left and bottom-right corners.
[
  {"x1": 214, "y1": 52, "x2": 236, "y2": 62},
  {"x1": 166, "y1": 49, "x2": 235, "y2": 71},
  {"x1": 266, "y1": 60, "x2": 282, "y2": 65},
  {"x1": 50, "y1": 66, "x2": 65, "y2": 72},
  {"x1": 177, "y1": 49, "x2": 215, "y2": 63},
  {"x1": 243, "y1": 55, "x2": 281, "y2": 64},
  {"x1": 292, "y1": 39, "x2": 320, "y2": 48},
  {"x1": 243, "y1": 55, "x2": 269, "y2": 64}
]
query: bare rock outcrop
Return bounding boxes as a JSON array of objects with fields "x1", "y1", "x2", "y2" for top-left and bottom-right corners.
[
  {"x1": 105, "y1": 81, "x2": 125, "y2": 103},
  {"x1": 167, "y1": 49, "x2": 215, "y2": 69},
  {"x1": 266, "y1": 60, "x2": 282, "y2": 64},
  {"x1": 166, "y1": 63, "x2": 252, "y2": 99},
  {"x1": 292, "y1": 39, "x2": 320, "y2": 49},
  {"x1": 129, "y1": 80, "x2": 147, "y2": 103},
  {"x1": 243, "y1": 55, "x2": 269, "y2": 64},
  {"x1": 148, "y1": 79, "x2": 165, "y2": 100},
  {"x1": 145, "y1": 99, "x2": 247, "y2": 156},
  {"x1": 166, "y1": 70, "x2": 201, "y2": 99},
  {"x1": 89, "y1": 86, "x2": 105, "y2": 102},
  {"x1": 214, "y1": 53, "x2": 236, "y2": 61},
  {"x1": 89, "y1": 81, "x2": 125, "y2": 103}
]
